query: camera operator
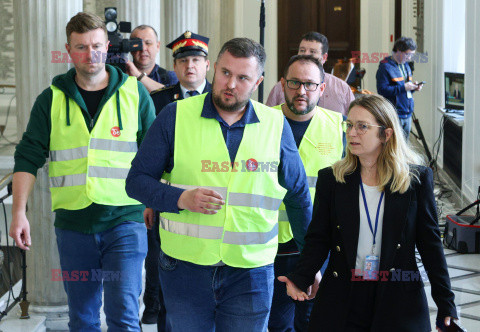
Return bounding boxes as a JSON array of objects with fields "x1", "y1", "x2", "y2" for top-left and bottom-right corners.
[{"x1": 126, "y1": 25, "x2": 178, "y2": 93}]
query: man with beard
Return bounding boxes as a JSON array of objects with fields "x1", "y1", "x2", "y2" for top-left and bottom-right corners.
[
  {"x1": 126, "y1": 25, "x2": 178, "y2": 93},
  {"x1": 266, "y1": 32, "x2": 354, "y2": 116},
  {"x1": 126, "y1": 38, "x2": 311, "y2": 331},
  {"x1": 9, "y1": 12, "x2": 154, "y2": 330},
  {"x1": 268, "y1": 55, "x2": 345, "y2": 332}
]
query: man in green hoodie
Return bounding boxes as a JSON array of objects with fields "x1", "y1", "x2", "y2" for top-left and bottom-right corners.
[{"x1": 9, "y1": 12, "x2": 155, "y2": 331}]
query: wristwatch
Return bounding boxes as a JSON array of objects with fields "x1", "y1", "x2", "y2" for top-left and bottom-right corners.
[{"x1": 137, "y1": 72, "x2": 147, "y2": 81}]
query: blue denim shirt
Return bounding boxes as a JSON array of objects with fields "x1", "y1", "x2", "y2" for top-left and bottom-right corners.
[{"x1": 126, "y1": 93, "x2": 312, "y2": 250}]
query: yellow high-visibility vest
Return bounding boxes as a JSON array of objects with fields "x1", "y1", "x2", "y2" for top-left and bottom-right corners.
[
  {"x1": 49, "y1": 77, "x2": 140, "y2": 211},
  {"x1": 160, "y1": 94, "x2": 287, "y2": 268},
  {"x1": 274, "y1": 105, "x2": 343, "y2": 243}
]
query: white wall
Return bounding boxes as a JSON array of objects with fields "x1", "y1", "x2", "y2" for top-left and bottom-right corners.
[
  {"x1": 404, "y1": 0, "x2": 444, "y2": 168},
  {"x1": 443, "y1": 0, "x2": 466, "y2": 73},
  {"x1": 232, "y1": 0, "x2": 278, "y2": 101},
  {"x1": 359, "y1": 0, "x2": 395, "y2": 93},
  {"x1": 462, "y1": 0, "x2": 480, "y2": 201}
]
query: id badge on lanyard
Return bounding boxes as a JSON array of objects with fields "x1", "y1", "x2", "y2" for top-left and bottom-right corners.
[{"x1": 360, "y1": 178, "x2": 384, "y2": 281}]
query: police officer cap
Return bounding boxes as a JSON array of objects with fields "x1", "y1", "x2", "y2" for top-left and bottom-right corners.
[{"x1": 166, "y1": 31, "x2": 209, "y2": 59}]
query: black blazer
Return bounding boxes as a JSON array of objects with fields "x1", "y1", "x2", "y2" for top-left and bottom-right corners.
[
  {"x1": 289, "y1": 166, "x2": 457, "y2": 332},
  {"x1": 150, "y1": 81, "x2": 212, "y2": 115}
]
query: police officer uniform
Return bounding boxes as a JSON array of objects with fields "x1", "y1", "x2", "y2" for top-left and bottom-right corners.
[{"x1": 150, "y1": 31, "x2": 212, "y2": 115}]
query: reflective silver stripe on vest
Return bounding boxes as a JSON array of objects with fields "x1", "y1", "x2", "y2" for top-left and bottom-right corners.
[
  {"x1": 159, "y1": 217, "x2": 223, "y2": 239},
  {"x1": 278, "y1": 210, "x2": 289, "y2": 222},
  {"x1": 229, "y1": 192, "x2": 283, "y2": 211},
  {"x1": 223, "y1": 223, "x2": 278, "y2": 245},
  {"x1": 90, "y1": 138, "x2": 138, "y2": 153},
  {"x1": 50, "y1": 146, "x2": 88, "y2": 162},
  {"x1": 307, "y1": 176, "x2": 318, "y2": 188},
  {"x1": 50, "y1": 173, "x2": 86, "y2": 187},
  {"x1": 88, "y1": 166, "x2": 130, "y2": 179},
  {"x1": 167, "y1": 184, "x2": 282, "y2": 210},
  {"x1": 168, "y1": 183, "x2": 228, "y2": 200}
]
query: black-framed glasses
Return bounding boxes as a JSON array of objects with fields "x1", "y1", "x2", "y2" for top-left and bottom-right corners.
[
  {"x1": 286, "y1": 80, "x2": 321, "y2": 91},
  {"x1": 342, "y1": 121, "x2": 384, "y2": 135}
]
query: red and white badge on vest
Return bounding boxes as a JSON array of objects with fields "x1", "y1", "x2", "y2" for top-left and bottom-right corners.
[
  {"x1": 111, "y1": 126, "x2": 121, "y2": 137},
  {"x1": 246, "y1": 158, "x2": 258, "y2": 171}
]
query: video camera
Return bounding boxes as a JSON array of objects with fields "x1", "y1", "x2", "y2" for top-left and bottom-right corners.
[{"x1": 104, "y1": 7, "x2": 142, "y2": 72}]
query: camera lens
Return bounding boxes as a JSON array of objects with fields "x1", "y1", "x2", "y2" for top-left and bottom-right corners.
[
  {"x1": 105, "y1": 8, "x2": 117, "y2": 21},
  {"x1": 106, "y1": 21, "x2": 117, "y2": 33}
]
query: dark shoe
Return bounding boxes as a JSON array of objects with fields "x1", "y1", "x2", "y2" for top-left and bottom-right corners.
[{"x1": 141, "y1": 308, "x2": 159, "y2": 325}]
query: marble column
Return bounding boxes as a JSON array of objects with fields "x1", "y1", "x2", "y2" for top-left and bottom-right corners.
[
  {"x1": 160, "y1": 0, "x2": 198, "y2": 70},
  {"x1": 117, "y1": 0, "x2": 162, "y2": 65},
  {"x1": 164, "y1": 0, "x2": 199, "y2": 43},
  {"x1": 13, "y1": 0, "x2": 82, "y2": 330},
  {"x1": 198, "y1": 0, "x2": 221, "y2": 81},
  {"x1": 0, "y1": 0, "x2": 15, "y2": 85}
]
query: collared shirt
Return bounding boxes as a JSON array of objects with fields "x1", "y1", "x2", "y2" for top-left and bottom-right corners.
[
  {"x1": 266, "y1": 73, "x2": 355, "y2": 116},
  {"x1": 126, "y1": 93, "x2": 312, "y2": 250},
  {"x1": 180, "y1": 79, "x2": 207, "y2": 98},
  {"x1": 148, "y1": 64, "x2": 179, "y2": 87}
]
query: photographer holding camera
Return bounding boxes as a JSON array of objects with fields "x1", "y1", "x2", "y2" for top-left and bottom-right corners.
[
  {"x1": 126, "y1": 25, "x2": 178, "y2": 93},
  {"x1": 9, "y1": 12, "x2": 155, "y2": 331}
]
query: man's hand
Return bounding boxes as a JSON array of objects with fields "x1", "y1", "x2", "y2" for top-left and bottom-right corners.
[
  {"x1": 9, "y1": 212, "x2": 31, "y2": 250},
  {"x1": 177, "y1": 188, "x2": 225, "y2": 214},
  {"x1": 278, "y1": 276, "x2": 309, "y2": 301},
  {"x1": 125, "y1": 60, "x2": 165, "y2": 93},
  {"x1": 10, "y1": 172, "x2": 36, "y2": 250},
  {"x1": 306, "y1": 270, "x2": 322, "y2": 299},
  {"x1": 405, "y1": 81, "x2": 418, "y2": 91},
  {"x1": 125, "y1": 61, "x2": 142, "y2": 78},
  {"x1": 414, "y1": 81, "x2": 424, "y2": 91},
  {"x1": 143, "y1": 207, "x2": 155, "y2": 229}
]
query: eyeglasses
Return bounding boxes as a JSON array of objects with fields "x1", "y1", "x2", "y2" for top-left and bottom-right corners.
[
  {"x1": 286, "y1": 80, "x2": 321, "y2": 91},
  {"x1": 342, "y1": 121, "x2": 384, "y2": 135}
]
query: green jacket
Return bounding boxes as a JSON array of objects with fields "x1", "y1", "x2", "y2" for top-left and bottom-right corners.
[{"x1": 14, "y1": 65, "x2": 155, "y2": 234}]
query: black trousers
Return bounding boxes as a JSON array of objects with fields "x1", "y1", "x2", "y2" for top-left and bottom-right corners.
[{"x1": 345, "y1": 277, "x2": 378, "y2": 331}]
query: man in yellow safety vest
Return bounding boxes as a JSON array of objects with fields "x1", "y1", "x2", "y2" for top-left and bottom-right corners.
[
  {"x1": 269, "y1": 55, "x2": 345, "y2": 332},
  {"x1": 9, "y1": 12, "x2": 155, "y2": 331},
  {"x1": 126, "y1": 38, "x2": 312, "y2": 331}
]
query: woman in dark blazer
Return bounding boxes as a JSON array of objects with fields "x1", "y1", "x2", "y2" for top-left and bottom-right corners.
[{"x1": 279, "y1": 94, "x2": 457, "y2": 331}]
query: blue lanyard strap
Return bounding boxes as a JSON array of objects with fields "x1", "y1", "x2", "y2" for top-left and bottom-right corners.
[{"x1": 359, "y1": 177, "x2": 384, "y2": 246}]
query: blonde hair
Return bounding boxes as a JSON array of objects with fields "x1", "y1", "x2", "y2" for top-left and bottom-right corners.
[
  {"x1": 332, "y1": 94, "x2": 424, "y2": 193},
  {"x1": 66, "y1": 12, "x2": 107, "y2": 44}
]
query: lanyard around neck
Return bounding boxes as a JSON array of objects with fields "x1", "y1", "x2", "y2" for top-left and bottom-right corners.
[{"x1": 359, "y1": 177, "x2": 384, "y2": 248}]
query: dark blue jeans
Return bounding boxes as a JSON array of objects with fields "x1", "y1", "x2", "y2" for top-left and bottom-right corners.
[
  {"x1": 55, "y1": 221, "x2": 147, "y2": 331},
  {"x1": 158, "y1": 250, "x2": 274, "y2": 332},
  {"x1": 143, "y1": 212, "x2": 169, "y2": 332},
  {"x1": 399, "y1": 116, "x2": 412, "y2": 140},
  {"x1": 144, "y1": 218, "x2": 160, "y2": 311}
]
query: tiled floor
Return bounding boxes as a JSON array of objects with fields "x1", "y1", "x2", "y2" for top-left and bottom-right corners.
[{"x1": 424, "y1": 176, "x2": 480, "y2": 331}]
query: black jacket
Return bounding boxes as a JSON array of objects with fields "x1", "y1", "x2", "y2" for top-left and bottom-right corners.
[
  {"x1": 150, "y1": 81, "x2": 212, "y2": 115},
  {"x1": 289, "y1": 166, "x2": 457, "y2": 332}
]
